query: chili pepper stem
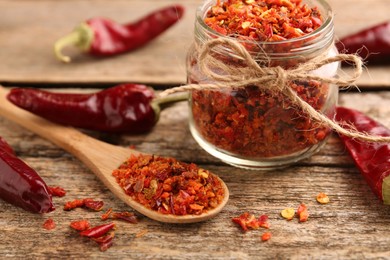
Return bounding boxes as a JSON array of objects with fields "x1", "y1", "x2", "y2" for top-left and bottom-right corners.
[
  {"x1": 151, "y1": 92, "x2": 189, "y2": 122},
  {"x1": 54, "y1": 23, "x2": 93, "y2": 63},
  {"x1": 383, "y1": 176, "x2": 390, "y2": 205}
]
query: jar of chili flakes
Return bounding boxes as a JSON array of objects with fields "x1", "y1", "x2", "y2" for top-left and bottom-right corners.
[{"x1": 187, "y1": 0, "x2": 339, "y2": 169}]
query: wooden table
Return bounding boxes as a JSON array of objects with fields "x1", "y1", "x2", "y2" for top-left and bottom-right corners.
[{"x1": 1, "y1": 0, "x2": 390, "y2": 259}]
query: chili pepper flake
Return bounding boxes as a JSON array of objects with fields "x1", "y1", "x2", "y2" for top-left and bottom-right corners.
[
  {"x1": 43, "y1": 218, "x2": 56, "y2": 230},
  {"x1": 48, "y1": 186, "x2": 66, "y2": 197},
  {"x1": 92, "y1": 233, "x2": 115, "y2": 252},
  {"x1": 111, "y1": 211, "x2": 138, "y2": 224},
  {"x1": 63, "y1": 198, "x2": 104, "y2": 211},
  {"x1": 261, "y1": 232, "x2": 272, "y2": 242},
  {"x1": 84, "y1": 198, "x2": 104, "y2": 211},
  {"x1": 112, "y1": 154, "x2": 225, "y2": 216},
  {"x1": 70, "y1": 219, "x2": 91, "y2": 231},
  {"x1": 80, "y1": 222, "x2": 116, "y2": 239},
  {"x1": 232, "y1": 212, "x2": 269, "y2": 232},
  {"x1": 64, "y1": 199, "x2": 84, "y2": 211},
  {"x1": 101, "y1": 208, "x2": 113, "y2": 220},
  {"x1": 280, "y1": 208, "x2": 295, "y2": 220},
  {"x1": 316, "y1": 192, "x2": 330, "y2": 204},
  {"x1": 297, "y1": 203, "x2": 309, "y2": 222}
]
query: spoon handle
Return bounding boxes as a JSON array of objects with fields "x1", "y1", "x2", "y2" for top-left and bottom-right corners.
[
  {"x1": 0, "y1": 87, "x2": 104, "y2": 151},
  {"x1": 0, "y1": 87, "x2": 134, "y2": 176}
]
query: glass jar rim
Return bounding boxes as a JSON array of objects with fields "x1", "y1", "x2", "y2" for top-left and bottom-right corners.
[{"x1": 195, "y1": 0, "x2": 334, "y2": 49}]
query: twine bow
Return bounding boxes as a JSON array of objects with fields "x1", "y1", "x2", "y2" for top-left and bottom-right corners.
[{"x1": 160, "y1": 38, "x2": 390, "y2": 142}]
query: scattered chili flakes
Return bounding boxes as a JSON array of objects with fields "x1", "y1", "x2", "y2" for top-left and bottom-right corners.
[
  {"x1": 63, "y1": 198, "x2": 104, "y2": 211},
  {"x1": 261, "y1": 232, "x2": 272, "y2": 242},
  {"x1": 71, "y1": 222, "x2": 116, "y2": 252},
  {"x1": 297, "y1": 203, "x2": 309, "y2": 222},
  {"x1": 48, "y1": 186, "x2": 66, "y2": 197},
  {"x1": 93, "y1": 233, "x2": 115, "y2": 252},
  {"x1": 232, "y1": 212, "x2": 269, "y2": 232},
  {"x1": 112, "y1": 211, "x2": 138, "y2": 224},
  {"x1": 101, "y1": 208, "x2": 113, "y2": 220},
  {"x1": 70, "y1": 219, "x2": 91, "y2": 231},
  {"x1": 84, "y1": 198, "x2": 104, "y2": 211},
  {"x1": 280, "y1": 207, "x2": 295, "y2": 220},
  {"x1": 316, "y1": 192, "x2": 330, "y2": 204},
  {"x1": 43, "y1": 218, "x2": 56, "y2": 230},
  {"x1": 112, "y1": 154, "x2": 225, "y2": 216},
  {"x1": 64, "y1": 199, "x2": 84, "y2": 210}
]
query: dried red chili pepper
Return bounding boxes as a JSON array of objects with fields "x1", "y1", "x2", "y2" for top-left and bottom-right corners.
[
  {"x1": 54, "y1": 5, "x2": 185, "y2": 63},
  {"x1": 0, "y1": 137, "x2": 14, "y2": 155},
  {"x1": 80, "y1": 222, "x2": 116, "y2": 238},
  {"x1": 112, "y1": 154, "x2": 225, "y2": 216},
  {"x1": 0, "y1": 137, "x2": 54, "y2": 213},
  {"x1": 336, "y1": 22, "x2": 390, "y2": 64},
  {"x1": 335, "y1": 106, "x2": 390, "y2": 204},
  {"x1": 7, "y1": 84, "x2": 188, "y2": 134},
  {"x1": 70, "y1": 219, "x2": 91, "y2": 231},
  {"x1": 48, "y1": 186, "x2": 66, "y2": 197},
  {"x1": 43, "y1": 218, "x2": 56, "y2": 230}
]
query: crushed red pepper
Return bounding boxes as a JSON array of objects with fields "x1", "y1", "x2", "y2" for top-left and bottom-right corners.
[
  {"x1": 70, "y1": 219, "x2": 91, "y2": 231},
  {"x1": 205, "y1": 0, "x2": 323, "y2": 42},
  {"x1": 64, "y1": 198, "x2": 104, "y2": 211},
  {"x1": 261, "y1": 231, "x2": 272, "y2": 242},
  {"x1": 112, "y1": 154, "x2": 225, "y2": 215},
  {"x1": 297, "y1": 203, "x2": 308, "y2": 222},
  {"x1": 48, "y1": 186, "x2": 66, "y2": 197},
  {"x1": 190, "y1": 0, "x2": 331, "y2": 158},
  {"x1": 232, "y1": 212, "x2": 269, "y2": 231},
  {"x1": 43, "y1": 218, "x2": 56, "y2": 230}
]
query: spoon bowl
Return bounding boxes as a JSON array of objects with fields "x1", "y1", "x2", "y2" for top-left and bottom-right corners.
[{"x1": 0, "y1": 86, "x2": 229, "y2": 223}]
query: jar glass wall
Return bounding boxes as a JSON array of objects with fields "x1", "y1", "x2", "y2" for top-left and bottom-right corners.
[{"x1": 187, "y1": 0, "x2": 339, "y2": 169}]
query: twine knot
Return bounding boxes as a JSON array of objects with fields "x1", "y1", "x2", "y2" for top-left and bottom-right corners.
[{"x1": 159, "y1": 38, "x2": 390, "y2": 143}]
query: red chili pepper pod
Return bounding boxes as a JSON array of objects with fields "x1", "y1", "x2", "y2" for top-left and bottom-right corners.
[
  {"x1": 0, "y1": 137, "x2": 15, "y2": 155},
  {"x1": 0, "y1": 137, "x2": 55, "y2": 213},
  {"x1": 335, "y1": 106, "x2": 390, "y2": 205},
  {"x1": 7, "y1": 84, "x2": 188, "y2": 133},
  {"x1": 54, "y1": 5, "x2": 185, "y2": 63},
  {"x1": 336, "y1": 22, "x2": 390, "y2": 64}
]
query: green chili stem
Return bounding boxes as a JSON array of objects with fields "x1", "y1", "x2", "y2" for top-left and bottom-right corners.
[
  {"x1": 151, "y1": 92, "x2": 189, "y2": 122},
  {"x1": 53, "y1": 23, "x2": 93, "y2": 63}
]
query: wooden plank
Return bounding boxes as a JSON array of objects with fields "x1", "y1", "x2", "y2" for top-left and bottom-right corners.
[
  {"x1": 1, "y1": 90, "x2": 390, "y2": 258},
  {"x1": 0, "y1": 0, "x2": 389, "y2": 87}
]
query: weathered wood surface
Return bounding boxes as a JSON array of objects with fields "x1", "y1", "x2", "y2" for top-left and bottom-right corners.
[
  {"x1": 0, "y1": 0, "x2": 389, "y2": 87},
  {"x1": 1, "y1": 90, "x2": 390, "y2": 259}
]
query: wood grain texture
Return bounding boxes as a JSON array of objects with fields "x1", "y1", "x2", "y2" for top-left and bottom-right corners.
[
  {"x1": 0, "y1": 0, "x2": 389, "y2": 87},
  {"x1": 1, "y1": 90, "x2": 390, "y2": 259}
]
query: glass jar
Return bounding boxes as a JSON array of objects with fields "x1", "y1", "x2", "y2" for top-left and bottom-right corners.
[{"x1": 187, "y1": 0, "x2": 339, "y2": 169}]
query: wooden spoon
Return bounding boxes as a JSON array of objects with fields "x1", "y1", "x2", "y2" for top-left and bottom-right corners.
[{"x1": 0, "y1": 86, "x2": 229, "y2": 223}]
